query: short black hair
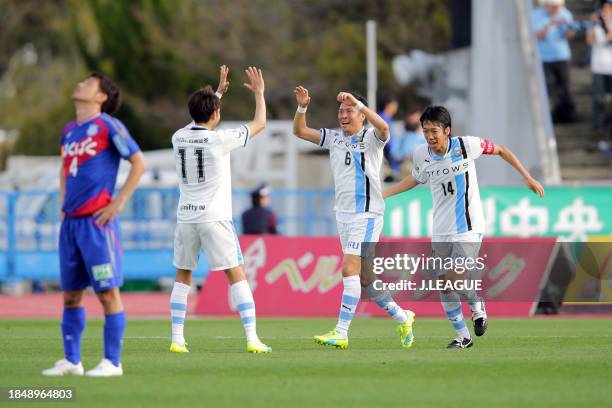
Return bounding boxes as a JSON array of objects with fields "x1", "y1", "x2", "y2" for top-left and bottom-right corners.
[
  {"x1": 91, "y1": 72, "x2": 121, "y2": 114},
  {"x1": 188, "y1": 85, "x2": 221, "y2": 123},
  {"x1": 376, "y1": 94, "x2": 395, "y2": 112},
  {"x1": 420, "y1": 105, "x2": 452, "y2": 131},
  {"x1": 351, "y1": 91, "x2": 368, "y2": 107}
]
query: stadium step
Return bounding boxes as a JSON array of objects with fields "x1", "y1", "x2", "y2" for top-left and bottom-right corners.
[
  {"x1": 553, "y1": 0, "x2": 612, "y2": 181},
  {"x1": 561, "y1": 165, "x2": 612, "y2": 181}
]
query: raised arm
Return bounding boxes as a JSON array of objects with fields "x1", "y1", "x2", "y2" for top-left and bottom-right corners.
[
  {"x1": 383, "y1": 175, "x2": 419, "y2": 199},
  {"x1": 337, "y1": 92, "x2": 389, "y2": 141},
  {"x1": 493, "y1": 144, "x2": 545, "y2": 198},
  {"x1": 243, "y1": 67, "x2": 266, "y2": 138},
  {"x1": 216, "y1": 65, "x2": 230, "y2": 97},
  {"x1": 292, "y1": 86, "x2": 322, "y2": 144}
]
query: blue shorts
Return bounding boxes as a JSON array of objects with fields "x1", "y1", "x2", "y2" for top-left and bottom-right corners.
[{"x1": 59, "y1": 216, "x2": 123, "y2": 292}]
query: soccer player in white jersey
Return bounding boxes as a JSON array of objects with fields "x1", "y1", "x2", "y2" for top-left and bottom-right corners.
[
  {"x1": 384, "y1": 106, "x2": 545, "y2": 349},
  {"x1": 292, "y1": 86, "x2": 415, "y2": 350},
  {"x1": 168, "y1": 66, "x2": 271, "y2": 354}
]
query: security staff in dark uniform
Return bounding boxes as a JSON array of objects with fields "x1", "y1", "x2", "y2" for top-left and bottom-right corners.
[{"x1": 241, "y1": 183, "x2": 278, "y2": 234}]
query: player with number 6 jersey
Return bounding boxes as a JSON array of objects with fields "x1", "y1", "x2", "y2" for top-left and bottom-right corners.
[
  {"x1": 292, "y1": 86, "x2": 415, "y2": 350},
  {"x1": 384, "y1": 105, "x2": 545, "y2": 349},
  {"x1": 168, "y1": 66, "x2": 271, "y2": 354}
]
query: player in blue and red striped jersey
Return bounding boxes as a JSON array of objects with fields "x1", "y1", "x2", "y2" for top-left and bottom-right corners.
[{"x1": 42, "y1": 73, "x2": 146, "y2": 377}]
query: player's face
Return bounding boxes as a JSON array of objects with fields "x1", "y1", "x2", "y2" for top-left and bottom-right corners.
[
  {"x1": 545, "y1": 5, "x2": 560, "y2": 15},
  {"x1": 338, "y1": 103, "x2": 365, "y2": 135},
  {"x1": 422, "y1": 121, "x2": 451, "y2": 152},
  {"x1": 72, "y1": 77, "x2": 106, "y2": 106},
  {"x1": 386, "y1": 101, "x2": 399, "y2": 117}
]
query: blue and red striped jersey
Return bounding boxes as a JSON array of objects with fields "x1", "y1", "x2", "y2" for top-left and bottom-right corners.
[{"x1": 60, "y1": 113, "x2": 140, "y2": 216}]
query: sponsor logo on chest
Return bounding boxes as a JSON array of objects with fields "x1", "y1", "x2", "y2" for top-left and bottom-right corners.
[
  {"x1": 62, "y1": 123, "x2": 110, "y2": 159},
  {"x1": 332, "y1": 137, "x2": 369, "y2": 152},
  {"x1": 425, "y1": 160, "x2": 470, "y2": 181},
  {"x1": 63, "y1": 136, "x2": 99, "y2": 158}
]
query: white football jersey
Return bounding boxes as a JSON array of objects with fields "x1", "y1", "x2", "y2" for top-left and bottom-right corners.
[
  {"x1": 319, "y1": 127, "x2": 387, "y2": 216},
  {"x1": 411, "y1": 136, "x2": 495, "y2": 237},
  {"x1": 172, "y1": 123, "x2": 250, "y2": 223}
]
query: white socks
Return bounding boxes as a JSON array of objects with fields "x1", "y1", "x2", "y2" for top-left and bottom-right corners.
[
  {"x1": 456, "y1": 288, "x2": 486, "y2": 318},
  {"x1": 364, "y1": 283, "x2": 408, "y2": 323},
  {"x1": 170, "y1": 282, "x2": 190, "y2": 346},
  {"x1": 172, "y1": 280, "x2": 261, "y2": 345},
  {"x1": 335, "y1": 276, "x2": 361, "y2": 338},
  {"x1": 440, "y1": 291, "x2": 471, "y2": 339},
  {"x1": 230, "y1": 280, "x2": 259, "y2": 343}
]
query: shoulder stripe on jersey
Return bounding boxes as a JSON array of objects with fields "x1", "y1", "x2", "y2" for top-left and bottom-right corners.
[
  {"x1": 464, "y1": 170, "x2": 472, "y2": 231},
  {"x1": 458, "y1": 137, "x2": 468, "y2": 159},
  {"x1": 320, "y1": 129, "x2": 326, "y2": 147},
  {"x1": 360, "y1": 152, "x2": 371, "y2": 212}
]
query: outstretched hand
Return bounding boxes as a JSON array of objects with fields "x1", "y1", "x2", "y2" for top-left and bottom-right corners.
[
  {"x1": 294, "y1": 86, "x2": 311, "y2": 107},
  {"x1": 243, "y1": 66, "x2": 264, "y2": 94},
  {"x1": 525, "y1": 176, "x2": 545, "y2": 198},
  {"x1": 216, "y1": 65, "x2": 229, "y2": 96}
]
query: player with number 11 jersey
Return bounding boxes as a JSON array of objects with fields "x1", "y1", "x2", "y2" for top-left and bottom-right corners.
[{"x1": 168, "y1": 66, "x2": 271, "y2": 355}]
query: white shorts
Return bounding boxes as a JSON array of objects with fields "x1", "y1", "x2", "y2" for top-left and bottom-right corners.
[
  {"x1": 430, "y1": 232, "x2": 483, "y2": 276},
  {"x1": 432, "y1": 232, "x2": 483, "y2": 243},
  {"x1": 336, "y1": 215, "x2": 383, "y2": 256},
  {"x1": 173, "y1": 221, "x2": 244, "y2": 271}
]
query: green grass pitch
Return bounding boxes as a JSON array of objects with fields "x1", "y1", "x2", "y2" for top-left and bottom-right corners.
[{"x1": 1, "y1": 318, "x2": 611, "y2": 407}]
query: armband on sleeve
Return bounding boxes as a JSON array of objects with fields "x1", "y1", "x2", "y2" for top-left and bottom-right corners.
[{"x1": 481, "y1": 139, "x2": 495, "y2": 155}]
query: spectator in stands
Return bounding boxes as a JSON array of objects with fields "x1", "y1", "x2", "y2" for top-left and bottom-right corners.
[
  {"x1": 377, "y1": 94, "x2": 400, "y2": 181},
  {"x1": 586, "y1": 0, "x2": 612, "y2": 154},
  {"x1": 241, "y1": 183, "x2": 277, "y2": 234},
  {"x1": 531, "y1": 0, "x2": 577, "y2": 123},
  {"x1": 391, "y1": 109, "x2": 426, "y2": 170}
]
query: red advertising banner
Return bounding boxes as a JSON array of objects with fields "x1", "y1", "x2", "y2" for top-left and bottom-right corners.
[{"x1": 195, "y1": 236, "x2": 557, "y2": 317}]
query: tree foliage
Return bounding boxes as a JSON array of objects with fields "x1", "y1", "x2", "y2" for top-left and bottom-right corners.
[{"x1": 1, "y1": 0, "x2": 450, "y2": 155}]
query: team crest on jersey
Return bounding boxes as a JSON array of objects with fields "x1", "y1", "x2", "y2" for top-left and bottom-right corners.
[
  {"x1": 86, "y1": 124, "x2": 99, "y2": 137},
  {"x1": 453, "y1": 146, "x2": 462, "y2": 157}
]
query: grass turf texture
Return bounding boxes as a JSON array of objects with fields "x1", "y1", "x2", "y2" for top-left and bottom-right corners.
[{"x1": 1, "y1": 318, "x2": 611, "y2": 407}]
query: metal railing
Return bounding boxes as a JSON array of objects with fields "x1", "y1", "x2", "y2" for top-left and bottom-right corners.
[{"x1": 0, "y1": 188, "x2": 336, "y2": 281}]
